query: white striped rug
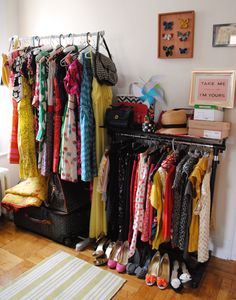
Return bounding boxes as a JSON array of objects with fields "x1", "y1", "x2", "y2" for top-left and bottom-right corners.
[{"x1": 0, "y1": 251, "x2": 126, "y2": 300}]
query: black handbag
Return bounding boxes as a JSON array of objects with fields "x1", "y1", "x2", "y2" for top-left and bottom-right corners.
[
  {"x1": 93, "y1": 33, "x2": 118, "y2": 86},
  {"x1": 46, "y1": 174, "x2": 90, "y2": 214},
  {"x1": 104, "y1": 105, "x2": 134, "y2": 128}
]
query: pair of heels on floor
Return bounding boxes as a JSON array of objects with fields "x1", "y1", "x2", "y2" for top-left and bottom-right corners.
[
  {"x1": 92, "y1": 236, "x2": 129, "y2": 273},
  {"x1": 145, "y1": 251, "x2": 170, "y2": 289},
  {"x1": 170, "y1": 260, "x2": 192, "y2": 292},
  {"x1": 126, "y1": 247, "x2": 152, "y2": 279},
  {"x1": 145, "y1": 251, "x2": 192, "y2": 291}
]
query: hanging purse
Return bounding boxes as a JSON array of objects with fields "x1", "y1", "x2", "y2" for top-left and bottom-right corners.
[
  {"x1": 93, "y1": 33, "x2": 118, "y2": 86},
  {"x1": 104, "y1": 104, "x2": 134, "y2": 129}
]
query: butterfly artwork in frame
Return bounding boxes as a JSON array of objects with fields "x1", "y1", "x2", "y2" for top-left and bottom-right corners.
[
  {"x1": 179, "y1": 47, "x2": 188, "y2": 54},
  {"x1": 163, "y1": 45, "x2": 174, "y2": 57},
  {"x1": 163, "y1": 21, "x2": 173, "y2": 30},
  {"x1": 158, "y1": 10, "x2": 195, "y2": 58},
  {"x1": 162, "y1": 33, "x2": 173, "y2": 41},
  {"x1": 179, "y1": 18, "x2": 189, "y2": 29},
  {"x1": 177, "y1": 31, "x2": 190, "y2": 41}
]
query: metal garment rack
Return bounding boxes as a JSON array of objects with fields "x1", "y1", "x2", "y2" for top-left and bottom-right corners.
[
  {"x1": 9, "y1": 31, "x2": 105, "y2": 47},
  {"x1": 110, "y1": 128, "x2": 226, "y2": 204},
  {"x1": 109, "y1": 128, "x2": 226, "y2": 288}
]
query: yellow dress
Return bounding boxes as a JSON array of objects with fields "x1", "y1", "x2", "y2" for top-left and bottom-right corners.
[
  {"x1": 1, "y1": 54, "x2": 10, "y2": 87},
  {"x1": 89, "y1": 78, "x2": 112, "y2": 238},
  {"x1": 150, "y1": 170, "x2": 165, "y2": 249},
  {"x1": 18, "y1": 77, "x2": 38, "y2": 179},
  {"x1": 188, "y1": 156, "x2": 209, "y2": 252}
]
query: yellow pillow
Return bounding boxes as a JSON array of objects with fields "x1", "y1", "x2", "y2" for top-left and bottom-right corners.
[
  {"x1": 2, "y1": 194, "x2": 43, "y2": 209},
  {"x1": 5, "y1": 175, "x2": 48, "y2": 201}
]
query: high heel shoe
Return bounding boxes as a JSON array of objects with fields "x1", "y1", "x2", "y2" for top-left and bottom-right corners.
[
  {"x1": 179, "y1": 262, "x2": 192, "y2": 284},
  {"x1": 92, "y1": 236, "x2": 108, "y2": 258},
  {"x1": 170, "y1": 260, "x2": 183, "y2": 292},
  {"x1": 94, "y1": 241, "x2": 115, "y2": 266},
  {"x1": 107, "y1": 241, "x2": 123, "y2": 269},
  {"x1": 145, "y1": 251, "x2": 161, "y2": 286},
  {"x1": 116, "y1": 241, "x2": 129, "y2": 273},
  {"x1": 157, "y1": 253, "x2": 170, "y2": 290}
]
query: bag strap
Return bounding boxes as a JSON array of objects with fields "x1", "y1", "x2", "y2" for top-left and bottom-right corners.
[{"x1": 96, "y1": 32, "x2": 112, "y2": 60}]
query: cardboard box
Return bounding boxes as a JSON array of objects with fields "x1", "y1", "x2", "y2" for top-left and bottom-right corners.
[
  {"x1": 188, "y1": 120, "x2": 230, "y2": 131},
  {"x1": 193, "y1": 104, "x2": 224, "y2": 122},
  {"x1": 188, "y1": 128, "x2": 229, "y2": 139}
]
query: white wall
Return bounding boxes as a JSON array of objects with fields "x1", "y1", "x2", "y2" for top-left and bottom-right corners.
[
  {"x1": 0, "y1": 0, "x2": 19, "y2": 187},
  {"x1": 16, "y1": 0, "x2": 236, "y2": 260}
]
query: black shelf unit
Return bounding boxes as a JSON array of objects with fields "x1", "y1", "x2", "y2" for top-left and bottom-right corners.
[{"x1": 108, "y1": 128, "x2": 226, "y2": 288}]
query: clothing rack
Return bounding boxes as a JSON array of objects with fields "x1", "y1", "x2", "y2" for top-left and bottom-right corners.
[
  {"x1": 110, "y1": 128, "x2": 226, "y2": 204},
  {"x1": 109, "y1": 128, "x2": 226, "y2": 288},
  {"x1": 9, "y1": 31, "x2": 105, "y2": 48}
]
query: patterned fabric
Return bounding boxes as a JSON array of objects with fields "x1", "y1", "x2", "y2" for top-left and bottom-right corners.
[
  {"x1": 128, "y1": 159, "x2": 138, "y2": 243},
  {"x1": 32, "y1": 63, "x2": 39, "y2": 108},
  {"x1": 141, "y1": 163, "x2": 155, "y2": 242},
  {"x1": 80, "y1": 54, "x2": 96, "y2": 182},
  {"x1": 64, "y1": 59, "x2": 83, "y2": 175},
  {"x1": 53, "y1": 78, "x2": 63, "y2": 173},
  {"x1": 171, "y1": 155, "x2": 189, "y2": 246},
  {"x1": 60, "y1": 95, "x2": 78, "y2": 182},
  {"x1": 195, "y1": 161, "x2": 212, "y2": 262},
  {"x1": 97, "y1": 151, "x2": 110, "y2": 201},
  {"x1": 129, "y1": 153, "x2": 150, "y2": 257},
  {"x1": 177, "y1": 155, "x2": 199, "y2": 251},
  {"x1": 36, "y1": 59, "x2": 48, "y2": 142},
  {"x1": 18, "y1": 77, "x2": 38, "y2": 179},
  {"x1": 40, "y1": 61, "x2": 56, "y2": 176},
  {"x1": 11, "y1": 51, "x2": 24, "y2": 102}
]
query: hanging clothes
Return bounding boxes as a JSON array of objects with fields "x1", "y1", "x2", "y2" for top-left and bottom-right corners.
[
  {"x1": 89, "y1": 78, "x2": 112, "y2": 239},
  {"x1": 18, "y1": 77, "x2": 38, "y2": 178},
  {"x1": 79, "y1": 54, "x2": 96, "y2": 181},
  {"x1": 188, "y1": 156, "x2": 209, "y2": 252},
  {"x1": 195, "y1": 159, "x2": 212, "y2": 262},
  {"x1": 40, "y1": 60, "x2": 56, "y2": 176},
  {"x1": 59, "y1": 94, "x2": 78, "y2": 182},
  {"x1": 64, "y1": 58, "x2": 83, "y2": 176}
]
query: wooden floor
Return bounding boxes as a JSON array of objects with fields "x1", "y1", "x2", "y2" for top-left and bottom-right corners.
[{"x1": 0, "y1": 219, "x2": 235, "y2": 300}]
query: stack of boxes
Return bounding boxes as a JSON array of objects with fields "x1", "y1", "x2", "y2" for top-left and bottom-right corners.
[{"x1": 188, "y1": 104, "x2": 230, "y2": 139}]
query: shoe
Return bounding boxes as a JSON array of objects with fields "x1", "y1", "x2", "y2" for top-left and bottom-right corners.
[
  {"x1": 157, "y1": 253, "x2": 170, "y2": 290},
  {"x1": 107, "y1": 241, "x2": 122, "y2": 269},
  {"x1": 92, "y1": 236, "x2": 108, "y2": 258},
  {"x1": 145, "y1": 251, "x2": 161, "y2": 286},
  {"x1": 170, "y1": 260, "x2": 183, "y2": 292},
  {"x1": 116, "y1": 241, "x2": 130, "y2": 273},
  {"x1": 94, "y1": 241, "x2": 115, "y2": 266},
  {"x1": 135, "y1": 254, "x2": 152, "y2": 279},
  {"x1": 126, "y1": 248, "x2": 140, "y2": 275},
  {"x1": 179, "y1": 262, "x2": 192, "y2": 284}
]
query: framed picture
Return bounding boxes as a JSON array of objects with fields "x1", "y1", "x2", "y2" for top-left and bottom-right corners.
[
  {"x1": 189, "y1": 70, "x2": 236, "y2": 108},
  {"x1": 158, "y1": 10, "x2": 195, "y2": 59},
  {"x1": 213, "y1": 23, "x2": 236, "y2": 47}
]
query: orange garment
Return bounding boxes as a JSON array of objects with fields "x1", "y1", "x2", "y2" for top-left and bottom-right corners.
[{"x1": 9, "y1": 100, "x2": 20, "y2": 164}]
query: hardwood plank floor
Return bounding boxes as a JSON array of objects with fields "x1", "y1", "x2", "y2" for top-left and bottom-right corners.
[{"x1": 0, "y1": 219, "x2": 235, "y2": 299}]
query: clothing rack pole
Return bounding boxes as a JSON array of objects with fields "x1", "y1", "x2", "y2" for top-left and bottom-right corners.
[{"x1": 9, "y1": 31, "x2": 105, "y2": 47}]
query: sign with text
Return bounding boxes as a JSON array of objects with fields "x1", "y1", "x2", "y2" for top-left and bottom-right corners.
[
  {"x1": 198, "y1": 78, "x2": 228, "y2": 101},
  {"x1": 189, "y1": 71, "x2": 236, "y2": 108}
]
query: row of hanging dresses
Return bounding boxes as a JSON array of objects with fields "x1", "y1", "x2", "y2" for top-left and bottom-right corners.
[
  {"x1": 97, "y1": 140, "x2": 213, "y2": 263},
  {"x1": 2, "y1": 37, "x2": 112, "y2": 237}
]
